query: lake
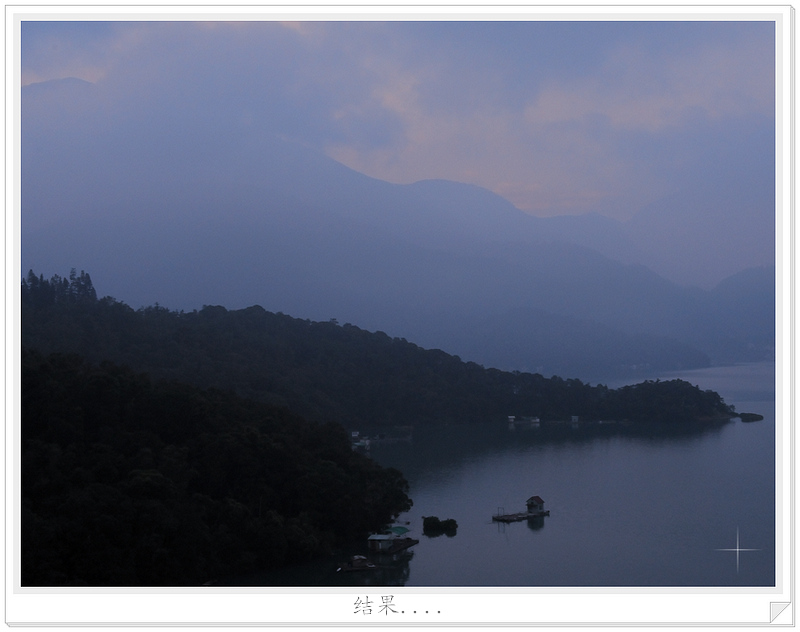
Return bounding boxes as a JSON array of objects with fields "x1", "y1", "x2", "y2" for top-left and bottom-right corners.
[{"x1": 224, "y1": 361, "x2": 776, "y2": 587}]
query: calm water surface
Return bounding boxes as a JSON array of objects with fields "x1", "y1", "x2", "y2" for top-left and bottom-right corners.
[{"x1": 229, "y1": 362, "x2": 776, "y2": 587}]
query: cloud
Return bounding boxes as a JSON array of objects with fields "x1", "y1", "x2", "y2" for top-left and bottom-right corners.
[
  {"x1": 523, "y1": 36, "x2": 774, "y2": 134},
  {"x1": 21, "y1": 21, "x2": 114, "y2": 85},
  {"x1": 316, "y1": 22, "x2": 774, "y2": 217},
  {"x1": 20, "y1": 20, "x2": 775, "y2": 221}
]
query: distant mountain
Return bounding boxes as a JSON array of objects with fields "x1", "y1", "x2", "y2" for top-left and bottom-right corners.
[
  {"x1": 703, "y1": 265, "x2": 776, "y2": 363},
  {"x1": 623, "y1": 146, "x2": 775, "y2": 289},
  {"x1": 21, "y1": 78, "x2": 774, "y2": 380},
  {"x1": 446, "y1": 307, "x2": 711, "y2": 380}
]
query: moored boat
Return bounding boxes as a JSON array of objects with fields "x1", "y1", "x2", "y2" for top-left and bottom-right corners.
[{"x1": 336, "y1": 555, "x2": 377, "y2": 572}]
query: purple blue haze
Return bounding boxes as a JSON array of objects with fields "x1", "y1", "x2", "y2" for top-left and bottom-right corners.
[
  {"x1": 22, "y1": 20, "x2": 774, "y2": 220},
  {"x1": 19, "y1": 17, "x2": 777, "y2": 383}
]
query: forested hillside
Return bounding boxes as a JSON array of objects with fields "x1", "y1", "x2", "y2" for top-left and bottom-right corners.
[
  {"x1": 22, "y1": 270, "x2": 736, "y2": 426},
  {"x1": 20, "y1": 270, "x2": 745, "y2": 586},
  {"x1": 22, "y1": 347, "x2": 411, "y2": 586}
]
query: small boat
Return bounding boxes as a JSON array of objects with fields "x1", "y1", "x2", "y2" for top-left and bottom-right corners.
[{"x1": 336, "y1": 555, "x2": 377, "y2": 572}]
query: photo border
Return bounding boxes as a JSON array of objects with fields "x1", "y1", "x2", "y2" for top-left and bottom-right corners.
[{"x1": 5, "y1": 4, "x2": 794, "y2": 627}]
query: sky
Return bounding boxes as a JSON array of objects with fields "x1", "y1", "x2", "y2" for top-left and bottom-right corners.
[{"x1": 20, "y1": 18, "x2": 776, "y2": 221}]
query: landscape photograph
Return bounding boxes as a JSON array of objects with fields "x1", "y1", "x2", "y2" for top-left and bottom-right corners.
[{"x1": 11, "y1": 7, "x2": 789, "y2": 627}]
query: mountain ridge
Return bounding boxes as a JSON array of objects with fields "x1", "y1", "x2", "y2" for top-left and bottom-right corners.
[
  {"x1": 21, "y1": 77, "x2": 774, "y2": 379},
  {"x1": 21, "y1": 270, "x2": 740, "y2": 427}
]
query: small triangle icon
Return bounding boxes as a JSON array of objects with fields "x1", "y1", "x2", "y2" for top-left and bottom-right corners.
[{"x1": 770, "y1": 602, "x2": 790, "y2": 622}]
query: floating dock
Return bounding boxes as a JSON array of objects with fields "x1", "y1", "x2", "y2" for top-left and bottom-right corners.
[
  {"x1": 492, "y1": 510, "x2": 550, "y2": 523},
  {"x1": 368, "y1": 534, "x2": 419, "y2": 554},
  {"x1": 493, "y1": 495, "x2": 550, "y2": 522},
  {"x1": 384, "y1": 537, "x2": 419, "y2": 554}
]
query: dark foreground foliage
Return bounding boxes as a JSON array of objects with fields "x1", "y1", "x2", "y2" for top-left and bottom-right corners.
[
  {"x1": 22, "y1": 270, "x2": 736, "y2": 426},
  {"x1": 22, "y1": 348, "x2": 411, "y2": 586}
]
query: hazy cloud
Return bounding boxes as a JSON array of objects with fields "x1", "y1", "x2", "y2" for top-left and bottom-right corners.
[
  {"x1": 21, "y1": 19, "x2": 774, "y2": 221},
  {"x1": 525, "y1": 37, "x2": 773, "y2": 132}
]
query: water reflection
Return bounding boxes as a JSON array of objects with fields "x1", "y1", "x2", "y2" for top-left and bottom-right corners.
[
  {"x1": 365, "y1": 418, "x2": 732, "y2": 479},
  {"x1": 338, "y1": 550, "x2": 413, "y2": 587},
  {"x1": 526, "y1": 515, "x2": 546, "y2": 531},
  {"x1": 378, "y1": 550, "x2": 413, "y2": 585},
  {"x1": 220, "y1": 367, "x2": 774, "y2": 587},
  {"x1": 216, "y1": 547, "x2": 414, "y2": 587}
]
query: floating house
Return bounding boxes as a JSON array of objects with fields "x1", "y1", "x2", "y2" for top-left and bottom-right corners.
[
  {"x1": 367, "y1": 534, "x2": 396, "y2": 552},
  {"x1": 367, "y1": 525, "x2": 419, "y2": 554},
  {"x1": 526, "y1": 495, "x2": 546, "y2": 515},
  {"x1": 493, "y1": 495, "x2": 550, "y2": 522}
]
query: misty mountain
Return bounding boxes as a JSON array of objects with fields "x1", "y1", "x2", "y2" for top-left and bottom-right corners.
[
  {"x1": 701, "y1": 265, "x2": 776, "y2": 364},
  {"x1": 21, "y1": 78, "x2": 774, "y2": 380},
  {"x1": 625, "y1": 176, "x2": 776, "y2": 289}
]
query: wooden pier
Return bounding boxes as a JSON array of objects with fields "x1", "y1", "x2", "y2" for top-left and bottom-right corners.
[{"x1": 492, "y1": 510, "x2": 550, "y2": 523}]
